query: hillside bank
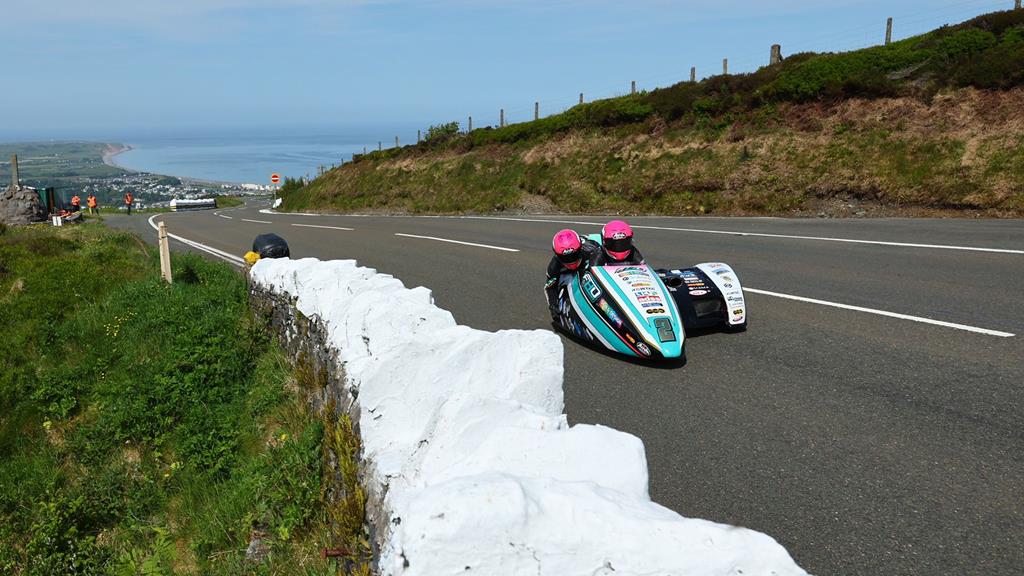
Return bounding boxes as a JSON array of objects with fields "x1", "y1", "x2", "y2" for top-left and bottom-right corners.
[
  {"x1": 0, "y1": 223, "x2": 344, "y2": 574},
  {"x1": 282, "y1": 11, "x2": 1024, "y2": 218}
]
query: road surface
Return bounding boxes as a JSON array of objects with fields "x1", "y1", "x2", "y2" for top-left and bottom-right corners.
[{"x1": 108, "y1": 205, "x2": 1024, "y2": 576}]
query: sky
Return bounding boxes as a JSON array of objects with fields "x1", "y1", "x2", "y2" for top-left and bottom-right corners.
[{"x1": 0, "y1": 0, "x2": 1015, "y2": 139}]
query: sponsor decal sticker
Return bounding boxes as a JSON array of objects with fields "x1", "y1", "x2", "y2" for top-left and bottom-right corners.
[
  {"x1": 689, "y1": 290, "x2": 708, "y2": 296},
  {"x1": 708, "y1": 263, "x2": 725, "y2": 269},
  {"x1": 645, "y1": 308, "x2": 666, "y2": 315},
  {"x1": 715, "y1": 269, "x2": 729, "y2": 276},
  {"x1": 733, "y1": 308, "x2": 743, "y2": 315},
  {"x1": 636, "y1": 342, "x2": 652, "y2": 356},
  {"x1": 597, "y1": 299, "x2": 624, "y2": 328},
  {"x1": 721, "y1": 275, "x2": 735, "y2": 282},
  {"x1": 732, "y1": 316, "x2": 744, "y2": 323},
  {"x1": 723, "y1": 283, "x2": 734, "y2": 288}
]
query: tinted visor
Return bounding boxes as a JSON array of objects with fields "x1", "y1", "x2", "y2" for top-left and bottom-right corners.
[
  {"x1": 555, "y1": 250, "x2": 582, "y2": 266},
  {"x1": 603, "y1": 236, "x2": 632, "y2": 255}
]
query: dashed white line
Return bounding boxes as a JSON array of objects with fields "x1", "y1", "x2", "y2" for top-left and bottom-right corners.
[
  {"x1": 743, "y1": 287, "x2": 1015, "y2": 338},
  {"x1": 241, "y1": 218, "x2": 272, "y2": 224},
  {"x1": 394, "y1": 233, "x2": 519, "y2": 252},
  {"x1": 291, "y1": 223, "x2": 354, "y2": 231},
  {"x1": 146, "y1": 214, "x2": 1014, "y2": 336},
  {"x1": 456, "y1": 216, "x2": 1024, "y2": 255},
  {"x1": 217, "y1": 214, "x2": 233, "y2": 220}
]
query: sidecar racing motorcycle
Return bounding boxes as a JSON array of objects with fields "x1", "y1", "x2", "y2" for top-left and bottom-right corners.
[{"x1": 551, "y1": 261, "x2": 747, "y2": 361}]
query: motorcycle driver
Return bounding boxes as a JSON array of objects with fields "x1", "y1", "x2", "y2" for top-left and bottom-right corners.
[
  {"x1": 595, "y1": 220, "x2": 645, "y2": 265},
  {"x1": 544, "y1": 229, "x2": 601, "y2": 319}
]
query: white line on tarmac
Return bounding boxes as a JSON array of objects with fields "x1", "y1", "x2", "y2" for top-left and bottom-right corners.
[
  {"x1": 147, "y1": 215, "x2": 245, "y2": 267},
  {"x1": 241, "y1": 218, "x2": 272, "y2": 224},
  {"x1": 394, "y1": 233, "x2": 519, "y2": 252},
  {"x1": 291, "y1": 223, "x2": 354, "y2": 231},
  {"x1": 217, "y1": 214, "x2": 233, "y2": 220},
  {"x1": 743, "y1": 287, "x2": 1015, "y2": 338},
  {"x1": 456, "y1": 216, "x2": 1024, "y2": 255},
  {"x1": 145, "y1": 215, "x2": 1012, "y2": 336}
]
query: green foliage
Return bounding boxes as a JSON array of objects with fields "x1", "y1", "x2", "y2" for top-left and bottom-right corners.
[
  {"x1": 0, "y1": 225, "x2": 332, "y2": 574},
  {"x1": 424, "y1": 121, "x2": 461, "y2": 144},
  {"x1": 469, "y1": 96, "x2": 654, "y2": 146},
  {"x1": 25, "y1": 494, "x2": 108, "y2": 575},
  {"x1": 278, "y1": 176, "x2": 304, "y2": 196}
]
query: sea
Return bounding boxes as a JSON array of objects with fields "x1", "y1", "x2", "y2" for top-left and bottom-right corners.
[{"x1": 108, "y1": 125, "x2": 421, "y2": 185}]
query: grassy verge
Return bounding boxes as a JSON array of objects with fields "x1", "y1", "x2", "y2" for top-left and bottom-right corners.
[
  {"x1": 0, "y1": 223, "x2": 343, "y2": 574},
  {"x1": 282, "y1": 10, "x2": 1024, "y2": 217}
]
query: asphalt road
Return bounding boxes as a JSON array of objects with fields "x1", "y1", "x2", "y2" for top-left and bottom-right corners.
[{"x1": 108, "y1": 205, "x2": 1024, "y2": 576}]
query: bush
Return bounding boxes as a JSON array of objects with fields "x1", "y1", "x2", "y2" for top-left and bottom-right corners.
[{"x1": 424, "y1": 121, "x2": 460, "y2": 144}]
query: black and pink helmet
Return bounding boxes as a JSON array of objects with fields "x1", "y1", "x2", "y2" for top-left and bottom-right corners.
[
  {"x1": 552, "y1": 229, "x2": 584, "y2": 269},
  {"x1": 601, "y1": 220, "x2": 634, "y2": 260}
]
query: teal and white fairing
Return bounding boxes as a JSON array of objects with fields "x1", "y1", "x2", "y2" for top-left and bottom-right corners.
[{"x1": 567, "y1": 264, "x2": 685, "y2": 359}]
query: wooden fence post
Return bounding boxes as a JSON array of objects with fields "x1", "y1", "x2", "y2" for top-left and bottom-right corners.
[
  {"x1": 468, "y1": 116, "x2": 473, "y2": 132},
  {"x1": 771, "y1": 44, "x2": 782, "y2": 65},
  {"x1": 158, "y1": 221, "x2": 172, "y2": 284},
  {"x1": 579, "y1": 93, "x2": 584, "y2": 105},
  {"x1": 378, "y1": 141, "x2": 382, "y2": 152},
  {"x1": 691, "y1": 67, "x2": 696, "y2": 82},
  {"x1": 631, "y1": 80, "x2": 636, "y2": 95},
  {"x1": 417, "y1": 129, "x2": 421, "y2": 143},
  {"x1": 395, "y1": 136, "x2": 399, "y2": 148},
  {"x1": 723, "y1": 58, "x2": 729, "y2": 75},
  {"x1": 1016, "y1": 0, "x2": 1020, "y2": 9},
  {"x1": 500, "y1": 108, "x2": 505, "y2": 127},
  {"x1": 886, "y1": 17, "x2": 893, "y2": 45},
  {"x1": 534, "y1": 101, "x2": 539, "y2": 121}
]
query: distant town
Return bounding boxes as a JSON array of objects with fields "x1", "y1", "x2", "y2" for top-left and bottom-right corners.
[{"x1": 0, "y1": 141, "x2": 272, "y2": 210}]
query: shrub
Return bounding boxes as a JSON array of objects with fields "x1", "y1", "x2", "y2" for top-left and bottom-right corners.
[{"x1": 424, "y1": 121, "x2": 460, "y2": 144}]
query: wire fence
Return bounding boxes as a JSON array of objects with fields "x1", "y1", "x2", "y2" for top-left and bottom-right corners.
[{"x1": 362, "y1": 0, "x2": 1019, "y2": 157}]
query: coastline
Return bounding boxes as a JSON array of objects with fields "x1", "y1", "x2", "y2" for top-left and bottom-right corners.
[
  {"x1": 102, "y1": 143, "x2": 133, "y2": 171},
  {"x1": 102, "y1": 142, "x2": 241, "y2": 187}
]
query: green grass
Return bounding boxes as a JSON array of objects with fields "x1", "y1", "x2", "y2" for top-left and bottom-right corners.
[
  {"x1": 0, "y1": 224, "x2": 339, "y2": 575},
  {"x1": 340, "y1": 10, "x2": 1024, "y2": 161},
  {"x1": 282, "y1": 10, "x2": 1024, "y2": 217}
]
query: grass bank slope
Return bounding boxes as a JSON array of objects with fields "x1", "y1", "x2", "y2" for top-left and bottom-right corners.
[
  {"x1": 0, "y1": 224, "x2": 338, "y2": 574},
  {"x1": 284, "y1": 10, "x2": 1024, "y2": 217}
]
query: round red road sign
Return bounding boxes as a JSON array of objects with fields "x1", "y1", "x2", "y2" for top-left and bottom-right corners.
[{"x1": 270, "y1": 173, "x2": 281, "y2": 184}]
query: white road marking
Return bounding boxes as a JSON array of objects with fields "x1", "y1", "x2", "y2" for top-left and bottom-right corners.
[
  {"x1": 217, "y1": 214, "x2": 233, "y2": 220},
  {"x1": 147, "y1": 214, "x2": 245, "y2": 267},
  {"x1": 394, "y1": 233, "x2": 519, "y2": 252},
  {"x1": 457, "y1": 216, "x2": 1024, "y2": 255},
  {"x1": 291, "y1": 223, "x2": 354, "y2": 231},
  {"x1": 145, "y1": 214, "x2": 1014, "y2": 336},
  {"x1": 241, "y1": 218, "x2": 272, "y2": 224},
  {"x1": 260, "y1": 208, "x2": 322, "y2": 216},
  {"x1": 743, "y1": 287, "x2": 1015, "y2": 338}
]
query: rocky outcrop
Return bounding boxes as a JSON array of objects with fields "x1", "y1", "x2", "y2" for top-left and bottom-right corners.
[{"x1": 0, "y1": 186, "x2": 46, "y2": 225}]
